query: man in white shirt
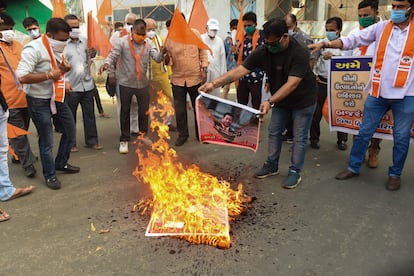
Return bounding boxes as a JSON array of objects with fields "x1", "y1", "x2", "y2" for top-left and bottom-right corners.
[{"x1": 201, "y1": 19, "x2": 227, "y2": 97}]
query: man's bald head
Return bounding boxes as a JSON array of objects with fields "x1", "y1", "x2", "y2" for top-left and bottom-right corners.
[
  {"x1": 145, "y1": 18, "x2": 156, "y2": 30},
  {"x1": 124, "y1": 13, "x2": 137, "y2": 25}
]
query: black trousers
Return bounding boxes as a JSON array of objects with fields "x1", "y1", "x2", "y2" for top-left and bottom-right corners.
[
  {"x1": 310, "y1": 81, "x2": 347, "y2": 143},
  {"x1": 172, "y1": 83, "x2": 200, "y2": 139},
  {"x1": 236, "y1": 80, "x2": 262, "y2": 110},
  {"x1": 119, "y1": 85, "x2": 150, "y2": 141}
]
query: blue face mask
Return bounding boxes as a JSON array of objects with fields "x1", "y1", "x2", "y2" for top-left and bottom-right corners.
[
  {"x1": 390, "y1": 9, "x2": 410, "y2": 24},
  {"x1": 325, "y1": 31, "x2": 338, "y2": 41}
]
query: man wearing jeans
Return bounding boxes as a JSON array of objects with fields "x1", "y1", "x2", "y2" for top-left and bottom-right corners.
[
  {"x1": 17, "y1": 18, "x2": 79, "y2": 190},
  {"x1": 200, "y1": 19, "x2": 317, "y2": 189},
  {"x1": 309, "y1": 0, "x2": 414, "y2": 191}
]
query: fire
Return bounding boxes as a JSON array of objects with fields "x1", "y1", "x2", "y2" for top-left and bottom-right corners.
[{"x1": 133, "y1": 91, "x2": 249, "y2": 248}]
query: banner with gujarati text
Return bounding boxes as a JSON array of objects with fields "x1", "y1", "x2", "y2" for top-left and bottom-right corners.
[
  {"x1": 329, "y1": 56, "x2": 414, "y2": 141},
  {"x1": 196, "y1": 92, "x2": 260, "y2": 152}
]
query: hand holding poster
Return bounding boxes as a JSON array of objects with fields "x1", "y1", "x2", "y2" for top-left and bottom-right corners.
[{"x1": 196, "y1": 93, "x2": 261, "y2": 152}]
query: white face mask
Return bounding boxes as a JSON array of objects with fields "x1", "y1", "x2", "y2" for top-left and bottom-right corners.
[
  {"x1": 207, "y1": 29, "x2": 217, "y2": 38},
  {"x1": 0, "y1": 30, "x2": 15, "y2": 43},
  {"x1": 69, "y1": 28, "x2": 80, "y2": 39},
  {"x1": 288, "y1": 29, "x2": 295, "y2": 35},
  {"x1": 147, "y1": 30, "x2": 156, "y2": 39},
  {"x1": 48, "y1": 37, "x2": 67, "y2": 57},
  {"x1": 28, "y1": 29, "x2": 40, "y2": 39},
  {"x1": 125, "y1": 24, "x2": 133, "y2": 34},
  {"x1": 230, "y1": 29, "x2": 237, "y2": 43}
]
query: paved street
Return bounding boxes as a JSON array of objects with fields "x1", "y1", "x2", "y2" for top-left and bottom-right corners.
[{"x1": 2, "y1": 88, "x2": 414, "y2": 275}]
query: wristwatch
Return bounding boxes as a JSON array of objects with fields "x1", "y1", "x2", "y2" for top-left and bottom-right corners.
[{"x1": 267, "y1": 99, "x2": 275, "y2": 108}]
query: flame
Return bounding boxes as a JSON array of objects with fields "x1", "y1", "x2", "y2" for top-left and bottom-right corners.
[{"x1": 133, "y1": 91, "x2": 249, "y2": 248}]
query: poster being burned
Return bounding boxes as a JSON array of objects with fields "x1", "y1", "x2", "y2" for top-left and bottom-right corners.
[
  {"x1": 196, "y1": 92, "x2": 261, "y2": 152},
  {"x1": 329, "y1": 56, "x2": 414, "y2": 140}
]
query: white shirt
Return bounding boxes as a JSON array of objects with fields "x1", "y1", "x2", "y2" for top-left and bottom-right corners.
[
  {"x1": 315, "y1": 38, "x2": 350, "y2": 79},
  {"x1": 201, "y1": 33, "x2": 226, "y2": 96},
  {"x1": 341, "y1": 20, "x2": 414, "y2": 99}
]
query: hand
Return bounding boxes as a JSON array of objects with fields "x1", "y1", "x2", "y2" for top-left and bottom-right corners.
[
  {"x1": 49, "y1": 69, "x2": 62, "y2": 80},
  {"x1": 160, "y1": 46, "x2": 168, "y2": 55},
  {"x1": 198, "y1": 82, "x2": 214, "y2": 93},
  {"x1": 65, "y1": 82, "x2": 72, "y2": 92},
  {"x1": 87, "y1": 48, "x2": 97, "y2": 58},
  {"x1": 99, "y1": 63, "x2": 109, "y2": 74},
  {"x1": 201, "y1": 70, "x2": 207, "y2": 84},
  {"x1": 259, "y1": 101, "x2": 271, "y2": 116},
  {"x1": 308, "y1": 42, "x2": 324, "y2": 54},
  {"x1": 322, "y1": 51, "x2": 333, "y2": 60}
]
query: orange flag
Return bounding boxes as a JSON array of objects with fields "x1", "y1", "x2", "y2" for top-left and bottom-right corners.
[
  {"x1": 188, "y1": 0, "x2": 209, "y2": 34},
  {"x1": 167, "y1": 8, "x2": 211, "y2": 54},
  {"x1": 235, "y1": 4, "x2": 245, "y2": 46},
  {"x1": 52, "y1": 0, "x2": 66, "y2": 18},
  {"x1": 87, "y1": 12, "x2": 112, "y2": 57},
  {"x1": 96, "y1": 0, "x2": 112, "y2": 28},
  {"x1": 7, "y1": 123, "x2": 31, "y2": 159}
]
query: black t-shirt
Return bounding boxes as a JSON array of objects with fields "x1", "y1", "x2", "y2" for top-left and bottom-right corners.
[{"x1": 242, "y1": 38, "x2": 317, "y2": 109}]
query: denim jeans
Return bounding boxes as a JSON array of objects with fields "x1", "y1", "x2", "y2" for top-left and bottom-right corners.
[
  {"x1": 266, "y1": 103, "x2": 316, "y2": 174},
  {"x1": 348, "y1": 95, "x2": 414, "y2": 177},
  {"x1": 66, "y1": 88, "x2": 99, "y2": 146},
  {"x1": 27, "y1": 96, "x2": 76, "y2": 180},
  {"x1": 0, "y1": 106, "x2": 15, "y2": 201}
]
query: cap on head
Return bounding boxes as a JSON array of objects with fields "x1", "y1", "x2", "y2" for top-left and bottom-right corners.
[{"x1": 207, "y1": 18, "x2": 219, "y2": 30}]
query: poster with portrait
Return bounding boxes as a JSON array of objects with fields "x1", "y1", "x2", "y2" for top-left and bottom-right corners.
[
  {"x1": 329, "y1": 56, "x2": 414, "y2": 140},
  {"x1": 196, "y1": 92, "x2": 261, "y2": 152}
]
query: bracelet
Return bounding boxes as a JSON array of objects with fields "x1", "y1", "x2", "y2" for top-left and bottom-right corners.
[{"x1": 267, "y1": 99, "x2": 275, "y2": 108}]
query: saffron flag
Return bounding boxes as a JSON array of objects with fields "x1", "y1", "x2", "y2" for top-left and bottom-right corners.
[
  {"x1": 7, "y1": 123, "x2": 30, "y2": 160},
  {"x1": 96, "y1": 0, "x2": 112, "y2": 28},
  {"x1": 235, "y1": 4, "x2": 245, "y2": 47},
  {"x1": 87, "y1": 11, "x2": 112, "y2": 57},
  {"x1": 166, "y1": 8, "x2": 211, "y2": 54},
  {"x1": 52, "y1": 0, "x2": 66, "y2": 18},
  {"x1": 188, "y1": 0, "x2": 209, "y2": 34}
]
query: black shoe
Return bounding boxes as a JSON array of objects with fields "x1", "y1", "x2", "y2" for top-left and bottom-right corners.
[
  {"x1": 11, "y1": 156, "x2": 20, "y2": 164},
  {"x1": 168, "y1": 124, "x2": 177, "y2": 132},
  {"x1": 24, "y1": 165, "x2": 36, "y2": 178},
  {"x1": 310, "y1": 141, "x2": 320, "y2": 149},
  {"x1": 56, "y1": 164, "x2": 80, "y2": 173},
  {"x1": 175, "y1": 137, "x2": 188, "y2": 146},
  {"x1": 46, "y1": 176, "x2": 61, "y2": 190},
  {"x1": 337, "y1": 141, "x2": 347, "y2": 151}
]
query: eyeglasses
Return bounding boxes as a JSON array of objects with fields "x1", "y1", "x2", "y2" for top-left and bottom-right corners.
[{"x1": 264, "y1": 36, "x2": 284, "y2": 46}]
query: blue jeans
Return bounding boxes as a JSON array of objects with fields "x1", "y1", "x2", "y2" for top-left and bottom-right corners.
[
  {"x1": 266, "y1": 103, "x2": 316, "y2": 174},
  {"x1": 0, "y1": 106, "x2": 15, "y2": 201},
  {"x1": 66, "y1": 88, "x2": 99, "y2": 146},
  {"x1": 27, "y1": 96, "x2": 76, "y2": 180},
  {"x1": 348, "y1": 95, "x2": 414, "y2": 177}
]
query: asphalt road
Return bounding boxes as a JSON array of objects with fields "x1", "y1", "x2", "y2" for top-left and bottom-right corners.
[{"x1": 2, "y1": 88, "x2": 414, "y2": 275}]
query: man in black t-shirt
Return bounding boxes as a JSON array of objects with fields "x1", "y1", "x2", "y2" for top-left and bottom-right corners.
[{"x1": 199, "y1": 18, "x2": 317, "y2": 189}]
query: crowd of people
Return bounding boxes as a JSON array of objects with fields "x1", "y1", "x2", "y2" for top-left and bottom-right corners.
[{"x1": 1, "y1": 0, "x2": 413, "y2": 222}]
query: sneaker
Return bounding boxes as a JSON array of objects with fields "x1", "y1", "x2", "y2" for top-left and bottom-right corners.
[
  {"x1": 283, "y1": 170, "x2": 301, "y2": 189},
  {"x1": 254, "y1": 163, "x2": 279, "y2": 179},
  {"x1": 119, "y1": 141, "x2": 129, "y2": 154},
  {"x1": 337, "y1": 141, "x2": 347, "y2": 151},
  {"x1": 46, "y1": 176, "x2": 61, "y2": 190}
]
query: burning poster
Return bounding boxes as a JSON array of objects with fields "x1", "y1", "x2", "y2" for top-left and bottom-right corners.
[
  {"x1": 329, "y1": 56, "x2": 414, "y2": 141},
  {"x1": 196, "y1": 92, "x2": 261, "y2": 151},
  {"x1": 135, "y1": 91, "x2": 249, "y2": 248}
]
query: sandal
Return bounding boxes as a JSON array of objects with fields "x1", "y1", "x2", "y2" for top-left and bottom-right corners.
[
  {"x1": 6, "y1": 186, "x2": 34, "y2": 201},
  {"x1": 0, "y1": 208, "x2": 10, "y2": 222}
]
